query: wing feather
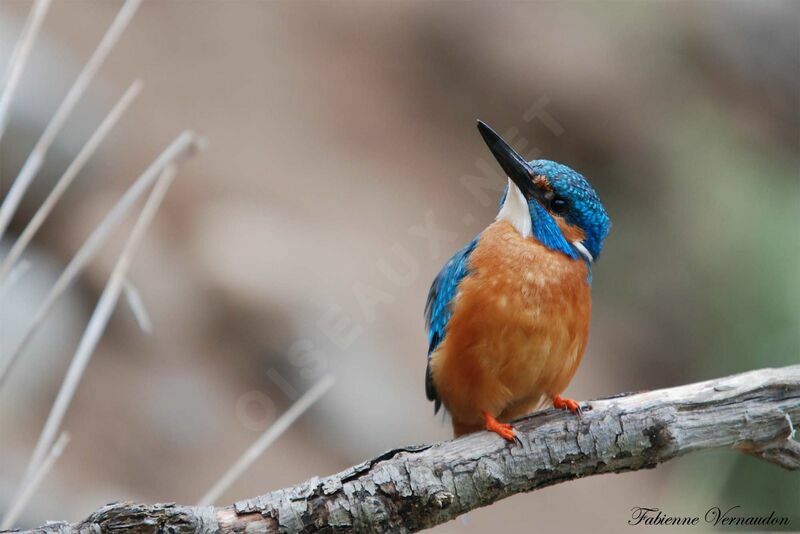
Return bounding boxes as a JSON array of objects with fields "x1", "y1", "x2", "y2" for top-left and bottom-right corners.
[{"x1": 424, "y1": 237, "x2": 479, "y2": 412}]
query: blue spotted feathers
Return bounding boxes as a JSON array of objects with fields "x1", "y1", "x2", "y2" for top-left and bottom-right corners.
[{"x1": 531, "y1": 160, "x2": 610, "y2": 260}]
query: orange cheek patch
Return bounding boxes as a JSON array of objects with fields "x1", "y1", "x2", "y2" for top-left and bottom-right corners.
[{"x1": 556, "y1": 218, "x2": 585, "y2": 243}]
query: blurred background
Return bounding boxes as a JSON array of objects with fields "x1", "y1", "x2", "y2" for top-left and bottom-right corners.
[{"x1": 0, "y1": 0, "x2": 798, "y2": 531}]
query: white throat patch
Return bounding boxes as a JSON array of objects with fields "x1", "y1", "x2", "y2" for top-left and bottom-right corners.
[{"x1": 496, "y1": 178, "x2": 532, "y2": 238}]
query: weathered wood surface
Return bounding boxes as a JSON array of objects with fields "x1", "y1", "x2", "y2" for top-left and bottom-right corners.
[{"x1": 10, "y1": 365, "x2": 799, "y2": 534}]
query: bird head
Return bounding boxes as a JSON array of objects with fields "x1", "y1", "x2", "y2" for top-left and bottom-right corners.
[{"x1": 478, "y1": 120, "x2": 611, "y2": 263}]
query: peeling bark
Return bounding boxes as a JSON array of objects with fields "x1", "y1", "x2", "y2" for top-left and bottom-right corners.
[{"x1": 9, "y1": 365, "x2": 799, "y2": 534}]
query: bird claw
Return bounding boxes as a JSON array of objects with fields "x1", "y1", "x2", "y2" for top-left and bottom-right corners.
[
  {"x1": 554, "y1": 395, "x2": 583, "y2": 417},
  {"x1": 482, "y1": 411, "x2": 519, "y2": 444}
]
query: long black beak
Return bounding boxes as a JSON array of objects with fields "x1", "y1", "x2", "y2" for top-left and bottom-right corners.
[{"x1": 477, "y1": 120, "x2": 534, "y2": 197}]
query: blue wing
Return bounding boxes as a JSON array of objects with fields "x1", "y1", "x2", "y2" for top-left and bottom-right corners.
[{"x1": 424, "y1": 236, "x2": 479, "y2": 413}]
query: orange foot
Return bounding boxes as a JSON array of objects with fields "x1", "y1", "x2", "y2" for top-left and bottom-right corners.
[
  {"x1": 482, "y1": 410, "x2": 518, "y2": 443},
  {"x1": 553, "y1": 394, "x2": 583, "y2": 416}
]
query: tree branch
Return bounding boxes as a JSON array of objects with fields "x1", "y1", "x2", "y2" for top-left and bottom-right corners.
[{"x1": 10, "y1": 365, "x2": 799, "y2": 534}]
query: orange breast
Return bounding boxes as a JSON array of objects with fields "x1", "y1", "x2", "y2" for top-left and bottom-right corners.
[{"x1": 429, "y1": 220, "x2": 591, "y2": 430}]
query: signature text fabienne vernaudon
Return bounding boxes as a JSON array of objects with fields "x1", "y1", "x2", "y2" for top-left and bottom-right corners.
[{"x1": 628, "y1": 506, "x2": 790, "y2": 528}]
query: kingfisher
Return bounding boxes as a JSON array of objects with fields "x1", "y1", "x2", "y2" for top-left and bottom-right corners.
[{"x1": 424, "y1": 121, "x2": 611, "y2": 441}]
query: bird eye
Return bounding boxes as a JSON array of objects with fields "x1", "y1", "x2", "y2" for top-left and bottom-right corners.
[{"x1": 550, "y1": 196, "x2": 568, "y2": 214}]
